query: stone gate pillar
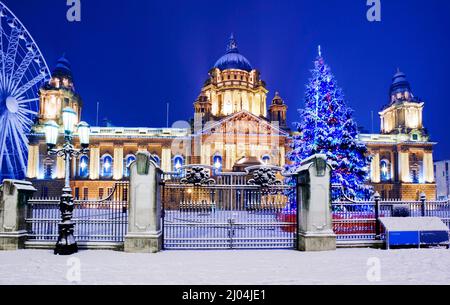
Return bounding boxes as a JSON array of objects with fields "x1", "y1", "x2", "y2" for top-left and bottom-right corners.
[
  {"x1": 0, "y1": 180, "x2": 36, "y2": 250},
  {"x1": 124, "y1": 151, "x2": 162, "y2": 253},
  {"x1": 296, "y1": 154, "x2": 336, "y2": 251}
]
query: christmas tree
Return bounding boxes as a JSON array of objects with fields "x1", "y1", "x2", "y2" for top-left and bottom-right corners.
[{"x1": 287, "y1": 47, "x2": 372, "y2": 199}]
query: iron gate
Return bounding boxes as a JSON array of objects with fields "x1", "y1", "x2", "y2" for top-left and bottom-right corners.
[
  {"x1": 162, "y1": 166, "x2": 297, "y2": 249},
  {"x1": 26, "y1": 182, "x2": 129, "y2": 243}
]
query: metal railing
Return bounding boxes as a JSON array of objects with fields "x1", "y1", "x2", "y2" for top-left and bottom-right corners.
[
  {"x1": 332, "y1": 196, "x2": 450, "y2": 241},
  {"x1": 332, "y1": 200, "x2": 378, "y2": 241},
  {"x1": 26, "y1": 182, "x2": 129, "y2": 243}
]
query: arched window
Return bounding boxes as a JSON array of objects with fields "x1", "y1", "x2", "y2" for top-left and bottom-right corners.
[
  {"x1": 79, "y1": 155, "x2": 89, "y2": 178},
  {"x1": 262, "y1": 155, "x2": 271, "y2": 165},
  {"x1": 409, "y1": 153, "x2": 423, "y2": 184},
  {"x1": 152, "y1": 155, "x2": 161, "y2": 166},
  {"x1": 173, "y1": 155, "x2": 184, "y2": 172},
  {"x1": 213, "y1": 155, "x2": 223, "y2": 172},
  {"x1": 123, "y1": 155, "x2": 136, "y2": 178},
  {"x1": 101, "y1": 154, "x2": 113, "y2": 179},
  {"x1": 43, "y1": 157, "x2": 55, "y2": 180},
  {"x1": 380, "y1": 159, "x2": 391, "y2": 182}
]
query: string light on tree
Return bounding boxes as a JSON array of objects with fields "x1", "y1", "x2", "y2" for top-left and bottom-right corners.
[{"x1": 286, "y1": 46, "x2": 372, "y2": 199}]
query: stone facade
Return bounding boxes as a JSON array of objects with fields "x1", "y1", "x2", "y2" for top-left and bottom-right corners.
[
  {"x1": 26, "y1": 43, "x2": 437, "y2": 201},
  {"x1": 26, "y1": 36, "x2": 290, "y2": 199},
  {"x1": 361, "y1": 70, "x2": 436, "y2": 200}
]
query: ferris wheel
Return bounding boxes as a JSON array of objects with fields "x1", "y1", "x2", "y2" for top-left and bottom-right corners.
[{"x1": 0, "y1": 1, "x2": 50, "y2": 181}]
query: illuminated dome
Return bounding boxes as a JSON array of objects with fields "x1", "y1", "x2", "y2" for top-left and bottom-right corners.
[
  {"x1": 389, "y1": 69, "x2": 417, "y2": 104},
  {"x1": 214, "y1": 34, "x2": 252, "y2": 72},
  {"x1": 390, "y1": 69, "x2": 411, "y2": 96},
  {"x1": 53, "y1": 53, "x2": 73, "y2": 80}
]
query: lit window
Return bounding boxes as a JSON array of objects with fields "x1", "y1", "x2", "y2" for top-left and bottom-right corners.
[
  {"x1": 380, "y1": 159, "x2": 391, "y2": 182},
  {"x1": 45, "y1": 96, "x2": 57, "y2": 118},
  {"x1": 409, "y1": 154, "x2": 423, "y2": 184},
  {"x1": 43, "y1": 157, "x2": 54, "y2": 180},
  {"x1": 173, "y1": 156, "x2": 184, "y2": 171},
  {"x1": 79, "y1": 155, "x2": 89, "y2": 178},
  {"x1": 213, "y1": 155, "x2": 223, "y2": 172},
  {"x1": 123, "y1": 155, "x2": 136, "y2": 177},
  {"x1": 101, "y1": 155, "x2": 113, "y2": 178},
  {"x1": 152, "y1": 155, "x2": 161, "y2": 166}
]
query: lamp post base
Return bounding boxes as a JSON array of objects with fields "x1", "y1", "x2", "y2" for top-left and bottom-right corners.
[
  {"x1": 54, "y1": 223, "x2": 78, "y2": 255},
  {"x1": 54, "y1": 187, "x2": 78, "y2": 256}
]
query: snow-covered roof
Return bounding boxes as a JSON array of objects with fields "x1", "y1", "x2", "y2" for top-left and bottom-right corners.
[{"x1": 380, "y1": 217, "x2": 449, "y2": 232}]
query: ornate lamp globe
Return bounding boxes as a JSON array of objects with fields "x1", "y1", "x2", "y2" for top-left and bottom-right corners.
[
  {"x1": 62, "y1": 107, "x2": 77, "y2": 135},
  {"x1": 77, "y1": 121, "x2": 90, "y2": 148},
  {"x1": 44, "y1": 120, "x2": 59, "y2": 149}
]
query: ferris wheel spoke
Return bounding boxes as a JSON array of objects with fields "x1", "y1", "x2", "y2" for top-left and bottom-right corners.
[
  {"x1": 4, "y1": 25, "x2": 21, "y2": 89},
  {"x1": 9, "y1": 48, "x2": 35, "y2": 92},
  {"x1": 0, "y1": 14, "x2": 5, "y2": 90},
  {"x1": 15, "y1": 106, "x2": 34, "y2": 122},
  {"x1": 12, "y1": 71, "x2": 45, "y2": 97},
  {"x1": 16, "y1": 111, "x2": 35, "y2": 126},
  {"x1": 0, "y1": 115, "x2": 9, "y2": 171},
  {"x1": 18, "y1": 107, "x2": 38, "y2": 116},
  {"x1": 13, "y1": 127, "x2": 29, "y2": 173},
  {"x1": 16, "y1": 115, "x2": 33, "y2": 127},
  {"x1": 8, "y1": 115, "x2": 28, "y2": 147},
  {"x1": 6, "y1": 120, "x2": 26, "y2": 173},
  {"x1": 17, "y1": 97, "x2": 39, "y2": 104},
  {"x1": 10, "y1": 115, "x2": 29, "y2": 148}
]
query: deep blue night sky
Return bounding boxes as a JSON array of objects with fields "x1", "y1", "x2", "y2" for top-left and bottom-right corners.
[{"x1": 5, "y1": 0, "x2": 450, "y2": 160}]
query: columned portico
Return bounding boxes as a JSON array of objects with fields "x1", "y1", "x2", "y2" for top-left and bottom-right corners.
[
  {"x1": 26, "y1": 144, "x2": 40, "y2": 179},
  {"x1": 161, "y1": 145, "x2": 172, "y2": 172},
  {"x1": 423, "y1": 150, "x2": 434, "y2": 183},
  {"x1": 89, "y1": 145, "x2": 100, "y2": 180},
  {"x1": 113, "y1": 145, "x2": 124, "y2": 180},
  {"x1": 399, "y1": 149, "x2": 410, "y2": 183},
  {"x1": 371, "y1": 151, "x2": 381, "y2": 183}
]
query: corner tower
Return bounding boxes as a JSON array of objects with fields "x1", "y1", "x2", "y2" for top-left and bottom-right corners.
[
  {"x1": 379, "y1": 69, "x2": 425, "y2": 139},
  {"x1": 38, "y1": 54, "x2": 82, "y2": 127},
  {"x1": 269, "y1": 92, "x2": 288, "y2": 130},
  {"x1": 362, "y1": 69, "x2": 436, "y2": 200}
]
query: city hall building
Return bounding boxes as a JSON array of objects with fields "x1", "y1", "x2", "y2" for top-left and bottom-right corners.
[{"x1": 26, "y1": 36, "x2": 436, "y2": 200}]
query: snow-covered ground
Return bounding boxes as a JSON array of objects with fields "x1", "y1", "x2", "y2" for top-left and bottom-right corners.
[{"x1": 0, "y1": 248, "x2": 449, "y2": 285}]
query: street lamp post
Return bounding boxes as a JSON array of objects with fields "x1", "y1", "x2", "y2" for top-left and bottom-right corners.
[{"x1": 44, "y1": 107, "x2": 90, "y2": 255}]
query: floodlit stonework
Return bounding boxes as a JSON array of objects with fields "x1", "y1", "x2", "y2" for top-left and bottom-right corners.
[
  {"x1": 360, "y1": 70, "x2": 436, "y2": 200},
  {"x1": 26, "y1": 40, "x2": 436, "y2": 200}
]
